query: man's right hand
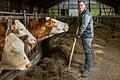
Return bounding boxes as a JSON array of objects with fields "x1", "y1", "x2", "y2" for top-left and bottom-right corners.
[{"x1": 76, "y1": 34, "x2": 81, "y2": 38}]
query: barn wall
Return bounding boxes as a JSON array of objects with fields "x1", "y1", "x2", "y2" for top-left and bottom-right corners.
[
  {"x1": 0, "y1": 0, "x2": 9, "y2": 11},
  {"x1": 0, "y1": 0, "x2": 29, "y2": 12}
]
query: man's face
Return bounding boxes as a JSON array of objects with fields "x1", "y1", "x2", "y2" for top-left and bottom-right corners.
[{"x1": 79, "y1": 2, "x2": 86, "y2": 13}]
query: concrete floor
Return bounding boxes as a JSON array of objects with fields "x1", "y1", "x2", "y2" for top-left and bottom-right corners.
[{"x1": 14, "y1": 24, "x2": 120, "y2": 80}]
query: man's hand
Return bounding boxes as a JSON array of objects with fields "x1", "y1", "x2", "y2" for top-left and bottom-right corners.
[{"x1": 76, "y1": 34, "x2": 81, "y2": 38}]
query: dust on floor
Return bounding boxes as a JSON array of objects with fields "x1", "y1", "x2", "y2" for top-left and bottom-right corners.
[{"x1": 14, "y1": 25, "x2": 120, "y2": 80}]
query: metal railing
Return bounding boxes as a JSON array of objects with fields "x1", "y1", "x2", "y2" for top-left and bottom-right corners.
[{"x1": 93, "y1": 15, "x2": 120, "y2": 31}]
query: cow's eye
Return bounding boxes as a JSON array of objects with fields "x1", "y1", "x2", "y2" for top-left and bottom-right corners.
[
  {"x1": 11, "y1": 30, "x2": 14, "y2": 32},
  {"x1": 24, "y1": 57, "x2": 26, "y2": 60},
  {"x1": 57, "y1": 28, "x2": 61, "y2": 30},
  {"x1": 20, "y1": 29, "x2": 23, "y2": 31}
]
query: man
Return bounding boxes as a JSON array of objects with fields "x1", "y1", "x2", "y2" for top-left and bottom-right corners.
[{"x1": 77, "y1": 0, "x2": 94, "y2": 77}]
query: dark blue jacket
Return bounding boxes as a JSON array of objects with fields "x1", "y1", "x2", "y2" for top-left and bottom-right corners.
[{"x1": 79, "y1": 8, "x2": 94, "y2": 38}]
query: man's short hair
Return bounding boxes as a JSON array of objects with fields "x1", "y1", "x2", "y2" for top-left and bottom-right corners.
[{"x1": 78, "y1": 0, "x2": 85, "y2": 4}]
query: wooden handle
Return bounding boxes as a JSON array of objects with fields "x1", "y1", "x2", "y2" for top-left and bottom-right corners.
[{"x1": 68, "y1": 27, "x2": 79, "y2": 70}]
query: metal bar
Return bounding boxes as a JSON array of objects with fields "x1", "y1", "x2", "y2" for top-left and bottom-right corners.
[
  {"x1": 35, "y1": 12, "x2": 38, "y2": 21},
  {"x1": 0, "y1": 11, "x2": 23, "y2": 15},
  {"x1": 89, "y1": 0, "x2": 91, "y2": 12},
  {"x1": 6, "y1": 19, "x2": 10, "y2": 36},
  {"x1": 23, "y1": 10, "x2": 27, "y2": 27},
  {"x1": 0, "y1": 11, "x2": 35, "y2": 16},
  {"x1": 26, "y1": 18, "x2": 29, "y2": 29}
]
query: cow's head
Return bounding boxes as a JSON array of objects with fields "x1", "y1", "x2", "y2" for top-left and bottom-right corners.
[
  {"x1": 2, "y1": 33, "x2": 31, "y2": 70},
  {"x1": 11, "y1": 20, "x2": 37, "y2": 44},
  {"x1": 46, "y1": 17, "x2": 69, "y2": 34}
]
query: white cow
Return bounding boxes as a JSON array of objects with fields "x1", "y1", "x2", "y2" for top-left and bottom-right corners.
[
  {"x1": 11, "y1": 20, "x2": 37, "y2": 44},
  {"x1": 46, "y1": 17, "x2": 69, "y2": 34},
  {"x1": 12, "y1": 20, "x2": 37, "y2": 53},
  {"x1": 0, "y1": 33, "x2": 31, "y2": 70}
]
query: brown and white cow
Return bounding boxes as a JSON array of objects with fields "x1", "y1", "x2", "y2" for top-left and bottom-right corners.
[
  {"x1": 0, "y1": 21, "x2": 7, "y2": 61},
  {"x1": 0, "y1": 19, "x2": 37, "y2": 53},
  {"x1": 28, "y1": 17, "x2": 69, "y2": 42},
  {"x1": 46, "y1": 17, "x2": 69, "y2": 34},
  {"x1": 0, "y1": 21, "x2": 7, "y2": 37},
  {"x1": 0, "y1": 21, "x2": 35, "y2": 70},
  {"x1": 0, "y1": 33, "x2": 31, "y2": 70},
  {"x1": 11, "y1": 20, "x2": 37, "y2": 44},
  {"x1": 11, "y1": 20, "x2": 37, "y2": 52}
]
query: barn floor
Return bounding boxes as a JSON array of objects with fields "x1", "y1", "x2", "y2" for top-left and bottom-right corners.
[{"x1": 13, "y1": 24, "x2": 120, "y2": 80}]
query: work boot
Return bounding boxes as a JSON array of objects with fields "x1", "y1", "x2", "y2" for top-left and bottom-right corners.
[{"x1": 81, "y1": 70, "x2": 89, "y2": 78}]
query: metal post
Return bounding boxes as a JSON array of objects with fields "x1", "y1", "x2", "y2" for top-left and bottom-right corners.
[
  {"x1": 10, "y1": 16, "x2": 12, "y2": 32},
  {"x1": 26, "y1": 18, "x2": 29, "y2": 29},
  {"x1": 6, "y1": 16, "x2": 12, "y2": 36},
  {"x1": 6, "y1": 19, "x2": 10, "y2": 36},
  {"x1": 23, "y1": 10, "x2": 27, "y2": 28},
  {"x1": 99, "y1": 3, "x2": 101, "y2": 16},
  {"x1": 68, "y1": 0, "x2": 69, "y2": 17},
  {"x1": 13, "y1": 10, "x2": 16, "y2": 16},
  {"x1": 102, "y1": 4, "x2": 106, "y2": 15},
  {"x1": 58, "y1": 3, "x2": 59, "y2": 16},
  {"x1": 35, "y1": 11, "x2": 38, "y2": 21},
  {"x1": 7, "y1": 0, "x2": 10, "y2": 11},
  {"x1": 89, "y1": 0, "x2": 91, "y2": 12}
]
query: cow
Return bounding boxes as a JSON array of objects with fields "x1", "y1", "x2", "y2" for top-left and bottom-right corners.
[
  {"x1": 11, "y1": 20, "x2": 37, "y2": 53},
  {"x1": 28, "y1": 17, "x2": 69, "y2": 42},
  {"x1": 0, "y1": 19, "x2": 34, "y2": 70},
  {"x1": 0, "y1": 36, "x2": 5, "y2": 61},
  {"x1": 0, "y1": 19, "x2": 37, "y2": 53},
  {"x1": 0, "y1": 33, "x2": 31, "y2": 70},
  {"x1": 46, "y1": 17, "x2": 69, "y2": 34},
  {"x1": 0, "y1": 21, "x2": 7, "y2": 37},
  {"x1": 0, "y1": 21, "x2": 7, "y2": 61},
  {"x1": 0, "y1": 21, "x2": 8, "y2": 50}
]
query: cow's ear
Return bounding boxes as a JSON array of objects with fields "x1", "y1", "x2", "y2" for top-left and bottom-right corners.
[
  {"x1": 12, "y1": 20, "x2": 15, "y2": 25},
  {"x1": 50, "y1": 17, "x2": 52, "y2": 20},
  {"x1": 46, "y1": 17, "x2": 50, "y2": 21},
  {"x1": 20, "y1": 35, "x2": 28, "y2": 42},
  {"x1": 11, "y1": 24, "x2": 15, "y2": 30},
  {"x1": 52, "y1": 21, "x2": 56, "y2": 24}
]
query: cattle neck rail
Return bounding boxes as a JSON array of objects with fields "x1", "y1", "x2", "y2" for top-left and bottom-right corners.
[
  {"x1": 0, "y1": 11, "x2": 69, "y2": 18},
  {"x1": 0, "y1": 11, "x2": 78, "y2": 24}
]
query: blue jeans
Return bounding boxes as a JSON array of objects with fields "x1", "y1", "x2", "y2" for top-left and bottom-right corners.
[{"x1": 81, "y1": 37, "x2": 93, "y2": 70}]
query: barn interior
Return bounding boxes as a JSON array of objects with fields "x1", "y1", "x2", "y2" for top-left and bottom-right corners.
[{"x1": 0, "y1": 0, "x2": 120, "y2": 80}]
